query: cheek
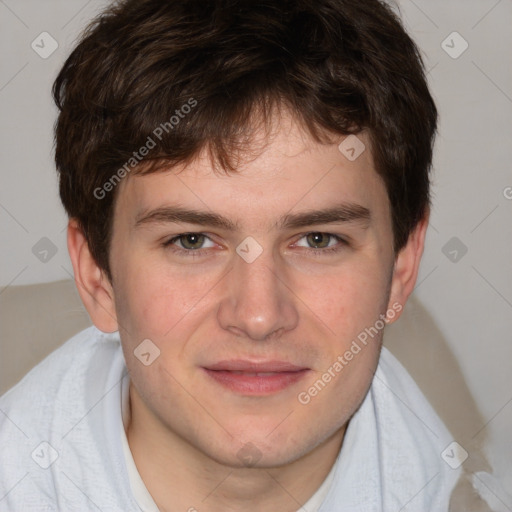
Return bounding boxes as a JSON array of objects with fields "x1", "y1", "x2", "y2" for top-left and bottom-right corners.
[
  {"x1": 113, "y1": 254, "x2": 225, "y2": 355},
  {"x1": 113, "y1": 260, "x2": 190, "y2": 342},
  {"x1": 303, "y1": 257, "x2": 390, "y2": 408},
  {"x1": 297, "y1": 256, "x2": 390, "y2": 344}
]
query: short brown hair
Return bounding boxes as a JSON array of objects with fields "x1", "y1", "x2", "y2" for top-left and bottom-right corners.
[{"x1": 53, "y1": 0, "x2": 437, "y2": 280}]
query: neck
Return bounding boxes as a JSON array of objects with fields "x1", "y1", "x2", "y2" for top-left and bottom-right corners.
[{"x1": 126, "y1": 382, "x2": 345, "y2": 512}]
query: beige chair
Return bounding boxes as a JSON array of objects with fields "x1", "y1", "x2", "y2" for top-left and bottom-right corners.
[{"x1": 0, "y1": 279, "x2": 92, "y2": 395}]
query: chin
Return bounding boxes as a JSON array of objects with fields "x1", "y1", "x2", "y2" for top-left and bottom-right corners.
[{"x1": 200, "y1": 421, "x2": 321, "y2": 469}]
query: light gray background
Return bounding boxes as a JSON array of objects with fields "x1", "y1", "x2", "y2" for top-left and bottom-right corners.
[{"x1": 1, "y1": 0, "x2": 511, "y2": 507}]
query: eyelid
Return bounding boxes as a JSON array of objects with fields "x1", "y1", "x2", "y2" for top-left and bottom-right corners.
[
  {"x1": 161, "y1": 233, "x2": 216, "y2": 260},
  {"x1": 293, "y1": 232, "x2": 347, "y2": 248},
  {"x1": 169, "y1": 232, "x2": 216, "y2": 250}
]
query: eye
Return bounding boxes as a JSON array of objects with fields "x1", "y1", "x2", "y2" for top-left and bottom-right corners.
[
  {"x1": 163, "y1": 232, "x2": 215, "y2": 255},
  {"x1": 294, "y1": 232, "x2": 347, "y2": 254}
]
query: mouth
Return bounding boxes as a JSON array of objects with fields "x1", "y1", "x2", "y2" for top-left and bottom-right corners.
[{"x1": 202, "y1": 360, "x2": 310, "y2": 395}]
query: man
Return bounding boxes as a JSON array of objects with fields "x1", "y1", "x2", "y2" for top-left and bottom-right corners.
[{"x1": 0, "y1": 0, "x2": 469, "y2": 510}]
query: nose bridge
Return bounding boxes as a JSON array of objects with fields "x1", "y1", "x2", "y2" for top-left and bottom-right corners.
[
  {"x1": 237, "y1": 246, "x2": 281, "y2": 301},
  {"x1": 217, "y1": 242, "x2": 298, "y2": 340}
]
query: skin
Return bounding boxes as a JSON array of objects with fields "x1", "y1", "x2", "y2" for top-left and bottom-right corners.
[{"x1": 68, "y1": 110, "x2": 429, "y2": 512}]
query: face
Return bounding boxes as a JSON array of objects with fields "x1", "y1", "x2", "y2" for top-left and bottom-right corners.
[{"x1": 107, "y1": 113, "x2": 398, "y2": 468}]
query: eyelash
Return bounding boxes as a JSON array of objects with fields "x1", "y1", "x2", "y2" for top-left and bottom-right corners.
[{"x1": 162, "y1": 232, "x2": 348, "y2": 258}]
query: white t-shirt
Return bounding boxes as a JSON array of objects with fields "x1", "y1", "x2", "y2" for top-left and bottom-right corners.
[{"x1": 0, "y1": 326, "x2": 461, "y2": 511}]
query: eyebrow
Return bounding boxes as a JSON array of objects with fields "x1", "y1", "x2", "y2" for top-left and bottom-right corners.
[{"x1": 134, "y1": 203, "x2": 371, "y2": 231}]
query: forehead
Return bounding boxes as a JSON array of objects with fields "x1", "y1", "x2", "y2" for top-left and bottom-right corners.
[{"x1": 114, "y1": 115, "x2": 389, "y2": 231}]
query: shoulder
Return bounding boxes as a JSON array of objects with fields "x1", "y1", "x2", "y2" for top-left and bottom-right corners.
[
  {"x1": 0, "y1": 326, "x2": 120, "y2": 410},
  {"x1": 319, "y1": 346, "x2": 465, "y2": 511},
  {"x1": 374, "y1": 346, "x2": 462, "y2": 508},
  {"x1": 375, "y1": 345, "x2": 452, "y2": 440},
  {"x1": 0, "y1": 327, "x2": 129, "y2": 509}
]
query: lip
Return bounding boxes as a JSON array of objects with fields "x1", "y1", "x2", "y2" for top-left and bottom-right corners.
[
  {"x1": 202, "y1": 360, "x2": 310, "y2": 395},
  {"x1": 205, "y1": 360, "x2": 307, "y2": 372}
]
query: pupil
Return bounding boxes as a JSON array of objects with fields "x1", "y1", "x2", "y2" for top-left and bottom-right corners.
[
  {"x1": 185, "y1": 234, "x2": 202, "y2": 249},
  {"x1": 309, "y1": 233, "x2": 327, "y2": 248}
]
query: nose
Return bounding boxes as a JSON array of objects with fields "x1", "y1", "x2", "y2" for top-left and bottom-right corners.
[{"x1": 217, "y1": 245, "x2": 299, "y2": 341}]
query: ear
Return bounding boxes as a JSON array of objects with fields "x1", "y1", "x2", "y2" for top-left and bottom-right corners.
[
  {"x1": 67, "y1": 218, "x2": 118, "y2": 333},
  {"x1": 386, "y1": 207, "x2": 430, "y2": 324}
]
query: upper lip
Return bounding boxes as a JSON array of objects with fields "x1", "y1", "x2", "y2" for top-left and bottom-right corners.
[{"x1": 204, "y1": 360, "x2": 308, "y2": 372}]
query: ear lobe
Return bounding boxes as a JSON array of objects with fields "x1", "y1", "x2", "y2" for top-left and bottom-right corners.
[
  {"x1": 67, "y1": 218, "x2": 118, "y2": 333},
  {"x1": 386, "y1": 208, "x2": 430, "y2": 324}
]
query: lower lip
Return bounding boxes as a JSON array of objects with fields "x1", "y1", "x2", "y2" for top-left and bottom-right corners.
[{"x1": 202, "y1": 369, "x2": 310, "y2": 395}]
